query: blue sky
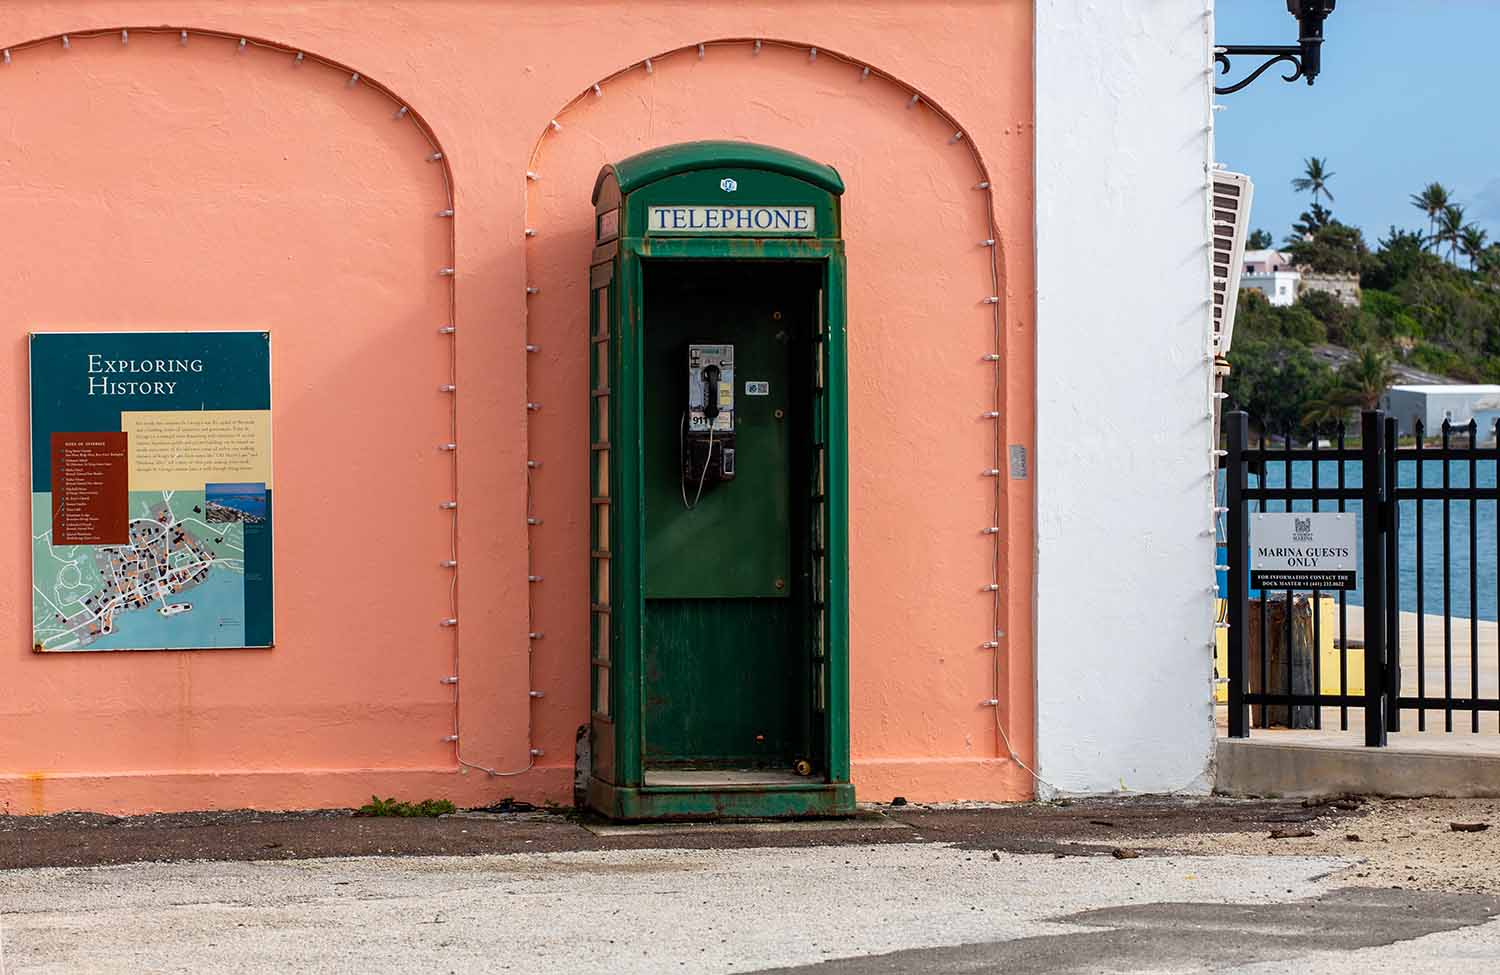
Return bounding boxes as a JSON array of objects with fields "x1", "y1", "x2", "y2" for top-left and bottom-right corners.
[{"x1": 1215, "y1": 2, "x2": 1500, "y2": 247}]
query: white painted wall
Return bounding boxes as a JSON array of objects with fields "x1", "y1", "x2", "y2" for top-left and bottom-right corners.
[{"x1": 1033, "y1": 1, "x2": 1216, "y2": 793}]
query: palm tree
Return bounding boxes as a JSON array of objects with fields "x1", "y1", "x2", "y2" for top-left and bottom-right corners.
[
  {"x1": 1435, "y1": 204, "x2": 1467, "y2": 264},
  {"x1": 1300, "y1": 393, "x2": 1356, "y2": 433},
  {"x1": 1480, "y1": 243, "x2": 1500, "y2": 277},
  {"x1": 1460, "y1": 224, "x2": 1489, "y2": 270},
  {"x1": 1410, "y1": 182, "x2": 1451, "y2": 252},
  {"x1": 1340, "y1": 347, "x2": 1396, "y2": 410},
  {"x1": 1291, "y1": 157, "x2": 1335, "y2": 206}
]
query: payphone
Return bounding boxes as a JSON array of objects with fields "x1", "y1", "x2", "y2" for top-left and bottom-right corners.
[
  {"x1": 586, "y1": 141, "x2": 851, "y2": 820},
  {"x1": 682, "y1": 343, "x2": 736, "y2": 507}
]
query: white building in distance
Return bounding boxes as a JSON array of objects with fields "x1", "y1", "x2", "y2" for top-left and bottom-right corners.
[
  {"x1": 1240, "y1": 249, "x2": 1300, "y2": 306},
  {"x1": 1239, "y1": 249, "x2": 1362, "y2": 309},
  {"x1": 1381, "y1": 385, "x2": 1500, "y2": 438}
]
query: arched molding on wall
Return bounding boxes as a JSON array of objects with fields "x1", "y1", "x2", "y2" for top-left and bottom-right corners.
[
  {"x1": 517, "y1": 38, "x2": 1032, "y2": 782},
  {"x1": 0, "y1": 27, "x2": 521, "y2": 778}
]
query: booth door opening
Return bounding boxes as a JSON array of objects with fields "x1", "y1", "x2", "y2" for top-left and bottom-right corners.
[{"x1": 641, "y1": 260, "x2": 822, "y2": 779}]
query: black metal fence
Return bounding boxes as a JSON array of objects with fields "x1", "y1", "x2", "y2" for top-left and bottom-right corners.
[{"x1": 1223, "y1": 409, "x2": 1500, "y2": 744}]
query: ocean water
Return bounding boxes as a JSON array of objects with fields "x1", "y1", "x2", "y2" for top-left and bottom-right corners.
[
  {"x1": 1220, "y1": 458, "x2": 1500, "y2": 622},
  {"x1": 83, "y1": 566, "x2": 247, "y2": 650}
]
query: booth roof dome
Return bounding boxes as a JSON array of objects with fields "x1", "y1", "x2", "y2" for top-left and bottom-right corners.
[{"x1": 594, "y1": 140, "x2": 845, "y2": 202}]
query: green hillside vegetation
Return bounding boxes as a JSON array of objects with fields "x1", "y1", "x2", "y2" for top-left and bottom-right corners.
[{"x1": 1224, "y1": 163, "x2": 1500, "y2": 435}]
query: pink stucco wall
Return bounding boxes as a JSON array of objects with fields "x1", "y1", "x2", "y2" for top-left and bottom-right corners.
[{"x1": 0, "y1": 2, "x2": 1035, "y2": 814}]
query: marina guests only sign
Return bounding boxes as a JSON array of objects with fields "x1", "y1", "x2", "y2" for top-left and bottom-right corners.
[{"x1": 1250, "y1": 512, "x2": 1357, "y2": 591}]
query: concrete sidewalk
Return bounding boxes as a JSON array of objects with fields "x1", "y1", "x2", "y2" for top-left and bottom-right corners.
[
  {"x1": 1217, "y1": 730, "x2": 1500, "y2": 799},
  {"x1": 5, "y1": 844, "x2": 1496, "y2": 974}
]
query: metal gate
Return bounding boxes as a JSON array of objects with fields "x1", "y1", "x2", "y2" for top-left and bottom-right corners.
[{"x1": 1222, "y1": 409, "x2": 1500, "y2": 744}]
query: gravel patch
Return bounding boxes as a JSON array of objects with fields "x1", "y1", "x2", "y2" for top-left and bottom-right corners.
[{"x1": 1120, "y1": 796, "x2": 1500, "y2": 893}]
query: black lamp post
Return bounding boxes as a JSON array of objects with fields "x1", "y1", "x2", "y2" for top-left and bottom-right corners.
[{"x1": 1215, "y1": 0, "x2": 1337, "y2": 95}]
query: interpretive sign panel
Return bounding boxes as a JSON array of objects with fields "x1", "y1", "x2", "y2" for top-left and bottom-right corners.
[
  {"x1": 1250, "y1": 511, "x2": 1357, "y2": 591},
  {"x1": 29, "y1": 332, "x2": 274, "y2": 652}
]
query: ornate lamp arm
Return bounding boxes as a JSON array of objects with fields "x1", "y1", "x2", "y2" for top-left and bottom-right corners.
[
  {"x1": 1214, "y1": 46, "x2": 1305, "y2": 96},
  {"x1": 1215, "y1": 1, "x2": 1335, "y2": 96}
]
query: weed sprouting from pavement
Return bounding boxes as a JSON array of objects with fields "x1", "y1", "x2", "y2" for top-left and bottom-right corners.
[{"x1": 354, "y1": 796, "x2": 456, "y2": 818}]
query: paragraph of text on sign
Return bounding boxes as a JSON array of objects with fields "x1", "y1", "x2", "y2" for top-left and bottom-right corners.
[{"x1": 120, "y1": 410, "x2": 273, "y2": 492}]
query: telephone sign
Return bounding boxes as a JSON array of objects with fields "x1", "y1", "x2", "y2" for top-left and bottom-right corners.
[{"x1": 646, "y1": 205, "x2": 815, "y2": 235}]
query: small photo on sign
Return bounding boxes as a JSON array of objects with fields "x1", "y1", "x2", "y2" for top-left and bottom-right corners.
[{"x1": 205, "y1": 483, "x2": 269, "y2": 525}]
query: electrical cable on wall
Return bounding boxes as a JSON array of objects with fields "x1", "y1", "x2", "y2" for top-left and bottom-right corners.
[
  {"x1": 522, "y1": 37, "x2": 1039, "y2": 789},
  {"x1": 3, "y1": 28, "x2": 1046, "y2": 792},
  {"x1": 1205, "y1": 1, "x2": 1229, "y2": 715},
  {"x1": 0, "y1": 26, "x2": 537, "y2": 778}
]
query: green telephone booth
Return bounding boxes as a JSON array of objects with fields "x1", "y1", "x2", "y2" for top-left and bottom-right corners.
[{"x1": 586, "y1": 141, "x2": 853, "y2": 819}]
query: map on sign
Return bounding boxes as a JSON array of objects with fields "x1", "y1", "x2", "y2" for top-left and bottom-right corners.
[{"x1": 29, "y1": 332, "x2": 274, "y2": 652}]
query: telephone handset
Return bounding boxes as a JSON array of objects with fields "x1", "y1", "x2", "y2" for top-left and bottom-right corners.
[
  {"x1": 700, "y1": 364, "x2": 722, "y2": 421},
  {"x1": 681, "y1": 343, "x2": 736, "y2": 509}
]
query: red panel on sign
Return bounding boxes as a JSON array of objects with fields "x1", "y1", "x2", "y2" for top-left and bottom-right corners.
[{"x1": 51, "y1": 432, "x2": 129, "y2": 545}]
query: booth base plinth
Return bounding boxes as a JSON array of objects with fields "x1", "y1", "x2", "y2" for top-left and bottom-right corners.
[{"x1": 587, "y1": 776, "x2": 855, "y2": 821}]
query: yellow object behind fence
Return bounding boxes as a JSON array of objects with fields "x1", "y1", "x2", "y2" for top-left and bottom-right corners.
[{"x1": 1214, "y1": 597, "x2": 1364, "y2": 702}]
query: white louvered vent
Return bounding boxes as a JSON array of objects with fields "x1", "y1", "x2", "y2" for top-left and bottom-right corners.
[{"x1": 1210, "y1": 170, "x2": 1254, "y2": 355}]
